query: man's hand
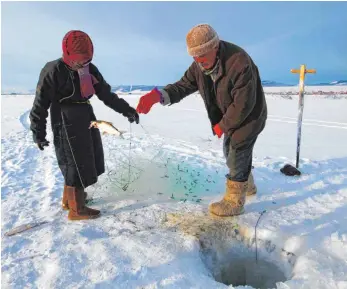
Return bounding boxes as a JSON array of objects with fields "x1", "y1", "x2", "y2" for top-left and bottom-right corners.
[
  {"x1": 136, "y1": 88, "x2": 161, "y2": 114},
  {"x1": 37, "y1": 140, "x2": 50, "y2": 151},
  {"x1": 213, "y1": 124, "x2": 223, "y2": 138}
]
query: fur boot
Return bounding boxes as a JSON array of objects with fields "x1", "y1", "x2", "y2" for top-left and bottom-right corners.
[
  {"x1": 62, "y1": 185, "x2": 88, "y2": 210},
  {"x1": 208, "y1": 178, "x2": 247, "y2": 217},
  {"x1": 66, "y1": 186, "x2": 100, "y2": 220},
  {"x1": 246, "y1": 172, "x2": 257, "y2": 196}
]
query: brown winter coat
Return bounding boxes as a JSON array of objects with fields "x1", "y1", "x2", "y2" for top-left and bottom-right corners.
[{"x1": 163, "y1": 40, "x2": 267, "y2": 148}]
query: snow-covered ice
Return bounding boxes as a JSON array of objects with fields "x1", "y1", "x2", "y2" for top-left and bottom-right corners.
[{"x1": 1, "y1": 86, "x2": 347, "y2": 289}]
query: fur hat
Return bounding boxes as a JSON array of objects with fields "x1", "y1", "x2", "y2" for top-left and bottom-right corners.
[
  {"x1": 62, "y1": 30, "x2": 93, "y2": 65},
  {"x1": 186, "y1": 24, "x2": 220, "y2": 57}
]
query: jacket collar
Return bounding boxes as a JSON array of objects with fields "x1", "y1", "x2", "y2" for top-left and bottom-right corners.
[
  {"x1": 200, "y1": 41, "x2": 225, "y2": 83},
  {"x1": 215, "y1": 41, "x2": 226, "y2": 82}
]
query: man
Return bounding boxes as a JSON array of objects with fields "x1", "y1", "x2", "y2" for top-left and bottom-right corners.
[
  {"x1": 136, "y1": 24, "x2": 267, "y2": 217},
  {"x1": 30, "y1": 30, "x2": 139, "y2": 221}
]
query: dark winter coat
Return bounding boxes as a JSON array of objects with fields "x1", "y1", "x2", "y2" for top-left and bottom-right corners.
[
  {"x1": 29, "y1": 58, "x2": 136, "y2": 188},
  {"x1": 163, "y1": 40, "x2": 267, "y2": 148}
]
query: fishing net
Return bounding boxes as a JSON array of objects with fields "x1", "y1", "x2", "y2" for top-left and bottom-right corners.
[{"x1": 87, "y1": 124, "x2": 226, "y2": 204}]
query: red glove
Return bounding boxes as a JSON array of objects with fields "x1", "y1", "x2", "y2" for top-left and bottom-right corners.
[
  {"x1": 213, "y1": 124, "x2": 223, "y2": 138},
  {"x1": 136, "y1": 88, "x2": 161, "y2": 114}
]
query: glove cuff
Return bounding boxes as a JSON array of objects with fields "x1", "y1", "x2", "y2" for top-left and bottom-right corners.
[{"x1": 159, "y1": 89, "x2": 171, "y2": 106}]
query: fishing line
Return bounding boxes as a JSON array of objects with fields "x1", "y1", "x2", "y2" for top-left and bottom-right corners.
[
  {"x1": 123, "y1": 122, "x2": 133, "y2": 191},
  {"x1": 58, "y1": 72, "x2": 89, "y2": 198},
  {"x1": 128, "y1": 122, "x2": 132, "y2": 182},
  {"x1": 93, "y1": 122, "x2": 167, "y2": 195},
  {"x1": 139, "y1": 123, "x2": 151, "y2": 136},
  {"x1": 116, "y1": 123, "x2": 167, "y2": 191},
  {"x1": 61, "y1": 111, "x2": 86, "y2": 191},
  {"x1": 139, "y1": 123, "x2": 167, "y2": 164},
  {"x1": 255, "y1": 210, "x2": 267, "y2": 263}
]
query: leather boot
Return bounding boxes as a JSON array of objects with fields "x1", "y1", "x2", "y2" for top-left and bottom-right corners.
[
  {"x1": 208, "y1": 178, "x2": 247, "y2": 217},
  {"x1": 66, "y1": 186, "x2": 100, "y2": 220},
  {"x1": 62, "y1": 185, "x2": 88, "y2": 210},
  {"x1": 246, "y1": 172, "x2": 257, "y2": 196}
]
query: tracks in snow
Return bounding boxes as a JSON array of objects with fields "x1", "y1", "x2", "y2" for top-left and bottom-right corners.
[
  {"x1": 19, "y1": 109, "x2": 31, "y2": 131},
  {"x1": 2, "y1": 108, "x2": 62, "y2": 233},
  {"x1": 267, "y1": 115, "x2": 347, "y2": 130},
  {"x1": 168, "y1": 107, "x2": 347, "y2": 130},
  {"x1": 2, "y1": 111, "x2": 65, "y2": 286}
]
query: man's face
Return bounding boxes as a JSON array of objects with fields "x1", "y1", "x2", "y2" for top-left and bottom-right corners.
[{"x1": 193, "y1": 47, "x2": 218, "y2": 70}]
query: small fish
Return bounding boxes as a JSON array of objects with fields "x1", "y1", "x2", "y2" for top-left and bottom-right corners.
[{"x1": 89, "y1": 120, "x2": 125, "y2": 137}]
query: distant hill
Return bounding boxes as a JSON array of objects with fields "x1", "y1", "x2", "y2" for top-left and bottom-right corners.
[
  {"x1": 261, "y1": 80, "x2": 295, "y2": 87},
  {"x1": 110, "y1": 85, "x2": 165, "y2": 93},
  {"x1": 314, "y1": 80, "x2": 347, "y2": 86}
]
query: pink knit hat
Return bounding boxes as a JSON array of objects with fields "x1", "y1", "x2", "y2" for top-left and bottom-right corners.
[{"x1": 186, "y1": 24, "x2": 220, "y2": 57}]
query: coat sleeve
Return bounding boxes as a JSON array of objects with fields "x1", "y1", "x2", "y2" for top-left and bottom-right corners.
[
  {"x1": 29, "y1": 64, "x2": 54, "y2": 143},
  {"x1": 218, "y1": 64, "x2": 257, "y2": 135},
  {"x1": 162, "y1": 62, "x2": 198, "y2": 105},
  {"x1": 91, "y1": 64, "x2": 135, "y2": 116}
]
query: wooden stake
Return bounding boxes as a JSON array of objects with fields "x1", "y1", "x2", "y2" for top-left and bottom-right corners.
[{"x1": 291, "y1": 65, "x2": 316, "y2": 168}]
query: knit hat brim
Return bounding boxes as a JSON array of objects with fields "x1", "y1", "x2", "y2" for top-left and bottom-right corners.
[{"x1": 187, "y1": 34, "x2": 220, "y2": 57}]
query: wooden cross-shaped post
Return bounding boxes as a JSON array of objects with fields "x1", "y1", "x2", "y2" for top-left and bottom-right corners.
[{"x1": 290, "y1": 65, "x2": 316, "y2": 171}]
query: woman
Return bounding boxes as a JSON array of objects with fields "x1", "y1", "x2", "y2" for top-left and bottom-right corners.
[{"x1": 29, "y1": 30, "x2": 139, "y2": 221}]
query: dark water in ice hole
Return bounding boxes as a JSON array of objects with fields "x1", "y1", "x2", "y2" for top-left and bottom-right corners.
[{"x1": 216, "y1": 256, "x2": 287, "y2": 289}]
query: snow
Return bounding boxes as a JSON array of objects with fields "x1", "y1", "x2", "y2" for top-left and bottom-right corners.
[{"x1": 2, "y1": 87, "x2": 347, "y2": 289}]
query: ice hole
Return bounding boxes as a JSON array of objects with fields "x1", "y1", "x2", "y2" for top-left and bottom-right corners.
[
  {"x1": 202, "y1": 243, "x2": 288, "y2": 288},
  {"x1": 200, "y1": 232, "x2": 292, "y2": 289},
  {"x1": 165, "y1": 213, "x2": 295, "y2": 289}
]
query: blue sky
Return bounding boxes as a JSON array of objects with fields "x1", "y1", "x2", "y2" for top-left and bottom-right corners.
[{"x1": 1, "y1": 1, "x2": 347, "y2": 91}]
